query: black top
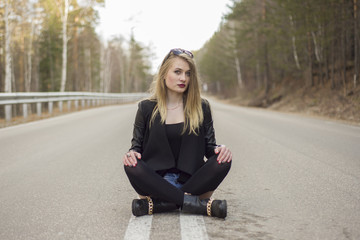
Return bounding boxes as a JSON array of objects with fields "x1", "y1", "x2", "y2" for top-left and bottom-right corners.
[
  {"x1": 163, "y1": 122, "x2": 184, "y2": 177},
  {"x1": 165, "y1": 122, "x2": 184, "y2": 163}
]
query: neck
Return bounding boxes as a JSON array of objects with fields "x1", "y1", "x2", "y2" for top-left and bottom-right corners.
[{"x1": 166, "y1": 91, "x2": 183, "y2": 105}]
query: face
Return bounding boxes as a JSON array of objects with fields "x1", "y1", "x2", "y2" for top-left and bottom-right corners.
[{"x1": 164, "y1": 57, "x2": 191, "y2": 95}]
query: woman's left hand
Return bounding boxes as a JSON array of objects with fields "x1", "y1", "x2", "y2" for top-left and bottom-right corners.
[{"x1": 214, "y1": 145, "x2": 232, "y2": 164}]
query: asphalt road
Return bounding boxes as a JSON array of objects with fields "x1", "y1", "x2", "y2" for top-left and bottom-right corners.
[{"x1": 0, "y1": 99, "x2": 359, "y2": 240}]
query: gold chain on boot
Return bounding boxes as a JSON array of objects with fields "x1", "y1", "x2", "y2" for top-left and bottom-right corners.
[
  {"x1": 207, "y1": 198, "x2": 214, "y2": 216},
  {"x1": 146, "y1": 196, "x2": 153, "y2": 215}
]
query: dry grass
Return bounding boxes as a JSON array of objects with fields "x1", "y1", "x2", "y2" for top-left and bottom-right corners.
[
  {"x1": 0, "y1": 104, "x2": 95, "y2": 129},
  {"x1": 269, "y1": 85, "x2": 360, "y2": 125},
  {"x1": 224, "y1": 81, "x2": 360, "y2": 126}
]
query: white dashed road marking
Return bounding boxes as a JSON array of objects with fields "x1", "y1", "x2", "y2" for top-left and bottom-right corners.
[
  {"x1": 180, "y1": 214, "x2": 209, "y2": 240},
  {"x1": 123, "y1": 214, "x2": 209, "y2": 240},
  {"x1": 124, "y1": 215, "x2": 153, "y2": 240}
]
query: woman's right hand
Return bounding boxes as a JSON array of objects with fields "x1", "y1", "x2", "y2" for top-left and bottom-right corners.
[{"x1": 123, "y1": 150, "x2": 141, "y2": 167}]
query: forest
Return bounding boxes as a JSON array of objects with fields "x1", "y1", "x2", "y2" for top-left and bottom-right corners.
[
  {"x1": 1, "y1": 0, "x2": 359, "y2": 122},
  {"x1": 195, "y1": 0, "x2": 360, "y2": 121},
  {"x1": 0, "y1": 0, "x2": 152, "y2": 94}
]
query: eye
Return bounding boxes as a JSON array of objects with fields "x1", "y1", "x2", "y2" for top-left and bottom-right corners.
[
  {"x1": 186, "y1": 71, "x2": 191, "y2": 77},
  {"x1": 174, "y1": 70, "x2": 181, "y2": 74}
]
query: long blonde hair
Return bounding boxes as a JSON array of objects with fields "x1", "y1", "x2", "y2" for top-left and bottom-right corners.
[{"x1": 149, "y1": 51, "x2": 203, "y2": 135}]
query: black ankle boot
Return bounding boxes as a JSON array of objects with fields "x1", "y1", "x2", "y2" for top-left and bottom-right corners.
[
  {"x1": 132, "y1": 197, "x2": 178, "y2": 216},
  {"x1": 181, "y1": 195, "x2": 227, "y2": 219}
]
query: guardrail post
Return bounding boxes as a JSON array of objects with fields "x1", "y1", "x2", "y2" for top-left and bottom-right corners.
[
  {"x1": 49, "y1": 102, "x2": 53, "y2": 115},
  {"x1": 67, "y1": 101, "x2": 71, "y2": 111},
  {"x1": 5, "y1": 105, "x2": 12, "y2": 122},
  {"x1": 58, "y1": 101, "x2": 63, "y2": 112},
  {"x1": 81, "y1": 99, "x2": 85, "y2": 108},
  {"x1": 75, "y1": 100, "x2": 78, "y2": 110},
  {"x1": 37, "y1": 102, "x2": 42, "y2": 117},
  {"x1": 23, "y1": 104, "x2": 28, "y2": 119}
]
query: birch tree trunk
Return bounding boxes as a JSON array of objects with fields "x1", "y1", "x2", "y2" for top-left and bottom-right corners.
[
  {"x1": 312, "y1": 28, "x2": 323, "y2": 85},
  {"x1": 4, "y1": 0, "x2": 12, "y2": 93},
  {"x1": 229, "y1": 21, "x2": 243, "y2": 89},
  {"x1": 234, "y1": 53, "x2": 243, "y2": 89},
  {"x1": 255, "y1": 31, "x2": 261, "y2": 88},
  {"x1": 25, "y1": 19, "x2": 35, "y2": 92},
  {"x1": 120, "y1": 56, "x2": 125, "y2": 93},
  {"x1": 341, "y1": 1, "x2": 347, "y2": 96},
  {"x1": 262, "y1": 0, "x2": 271, "y2": 98},
  {"x1": 311, "y1": 31, "x2": 321, "y2": 63},
  {"x1": 60, "y1": 0, "x2": 69, "y2": 92},
  {"x1": 72, "y1": 20, "x2": 79, "y2": 91},
  {"x1": 354, "y1": 0, "x2": 358, "y2": 89},
  {"x1": 99, "y1": 44, "x2": 105, "y2": 92},
  {"x1": 331, "y1": 34, "x2": 335, "y2": 89},
  {"x1": 289, "y1": 15, "x2": 301, "y2": 70},
  {"x1": 103, "y1": 49, "x2": 112, "y2": 93},
  {"x1": 306, "y1": 31, "x2": 314, "y2": 87},
  {"x1": 85, "y1": 48, "x2": 92, "y2": 91}
]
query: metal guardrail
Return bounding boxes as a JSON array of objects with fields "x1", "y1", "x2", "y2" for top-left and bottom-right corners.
[{"x1": 0, "y1": 92, "x2": 148, "y2": 122}]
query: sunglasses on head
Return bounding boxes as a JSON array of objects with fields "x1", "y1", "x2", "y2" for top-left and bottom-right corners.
[
  {"x1": 161, "y1": 48, "x2": 194, "y2": 66},
  {"x1": 169, "y1": 48, "x2": 194, "y2": 58}
]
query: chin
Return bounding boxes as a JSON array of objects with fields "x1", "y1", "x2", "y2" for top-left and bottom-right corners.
[{"x1": 178, "y1": 89, "x2": 187, "y2": 94}]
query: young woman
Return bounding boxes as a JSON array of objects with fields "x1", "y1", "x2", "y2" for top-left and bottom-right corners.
[{"x1": 123, "y1": 48, "x2": 232, "y2": 218}]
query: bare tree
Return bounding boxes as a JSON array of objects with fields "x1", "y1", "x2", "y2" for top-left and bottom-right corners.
[
  {"x1": 354, "y1": 0, "x2": 358, "y2": 89},
  {"x1": 56, "y1": 0, "x2": 69, "y2": 92},
  {"x1": 24, "y1": 3, "x2": 40, "y2": 92},
  {"x1": 4, "y1": 0, "x2": 13, "y2": 93},
  {"x1": 289, "y1": 15, "x2": 301, "y2": 70},
  {"x1": 229, "y1": 21, "x2": 243, "y2": 89}
]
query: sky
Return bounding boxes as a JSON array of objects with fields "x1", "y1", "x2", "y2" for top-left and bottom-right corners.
[{"x1": 96, "y1": 0, "x2": 232, "y2": 72}]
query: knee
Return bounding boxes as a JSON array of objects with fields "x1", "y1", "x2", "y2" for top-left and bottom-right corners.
[
  {"x1": 123, "y1": 164, "x2": 133, "y2": 177},
  {"x1": 208, "y1": 154, "x2": 232, "y2": 173},
  {"x1": 123, "y1": 164, "x2": 131, "y2": 173},
  {"x1": 124, "y1": 161, "x2": 142, "y2": 177},
  {"x1": 224, "y1": 158, "x2": 232, "y2": 169},
  {"x1": 219, "y1": 159, "x2": 231, "y2": 174}
]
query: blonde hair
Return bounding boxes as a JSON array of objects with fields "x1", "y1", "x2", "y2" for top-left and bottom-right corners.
[{"x1": 149, "y1": 51, "x2": 203, "y2": 135}]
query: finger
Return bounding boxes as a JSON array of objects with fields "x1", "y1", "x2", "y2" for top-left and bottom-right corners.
[
  {"x1": 221, "y1": 148, "x2": 232, "y2": 163},
  {"x1": 216, "y1": 148, "x2": 221, "y2": 162},
  {"x1": 218, "y1": 147, "x2": 228, "y2": 161},
  {"x1": 223, "y1": 151, "x2": 232, "y2": 163},
  {"x1": 219, "y1": 149, "x2": 229, "y2": 163},
  {"x1": 128, "y1": 156, "x2": 137, "y2": 166},
  {"x1": 126, "y1": 154, "x2": 135, "y2": 166},
  {"x1": 137, "y1": 153, "x2": 142, "y2": 159},
  {"x1": 222, "y1": 151, "x2": 231, "y2": 163},
  {"x1": 227, "y1": 152, "x2": 233, "y2": 162},
  {"x1": 130, "y1": 152, "x2": 138, "y2": 166},
  {"x1": 123, "y1": 156, "x2": 131, "y2": 166},
  {"x1": 217, "y1": 148, "x2": 226, "y2": 163},
  {"x1": 214, "y1": 144, "x2": 224, "y2": 154},
  {"x1": 126, "y1": 152, "x2": 137, "y2": 166}
]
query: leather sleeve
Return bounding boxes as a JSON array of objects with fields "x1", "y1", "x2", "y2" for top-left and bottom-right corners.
[
  {"x1": 130, "y1": 102, "x2": 146, "y2": 153},
  {"x1": 203, "y1": 99, "x2": 217, "y2": 159}
]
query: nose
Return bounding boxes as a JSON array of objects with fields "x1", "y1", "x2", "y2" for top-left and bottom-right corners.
[{"x1": 180, "y1": 72, "x2": 186, "y2": 81}]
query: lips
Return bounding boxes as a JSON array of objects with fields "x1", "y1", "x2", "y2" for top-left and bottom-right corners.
[{"x1": 178, "y1": 84, "x2": 186, "y2": 88}]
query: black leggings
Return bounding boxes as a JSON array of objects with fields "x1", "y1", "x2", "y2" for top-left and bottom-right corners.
[{"x1": 124, "y1": 154, "x2": 231, "y2": 206}]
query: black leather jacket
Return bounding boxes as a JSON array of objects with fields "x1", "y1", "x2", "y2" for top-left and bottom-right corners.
[{"x1": 130, "y1": 98, "x2": 217, "y2": 175}]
